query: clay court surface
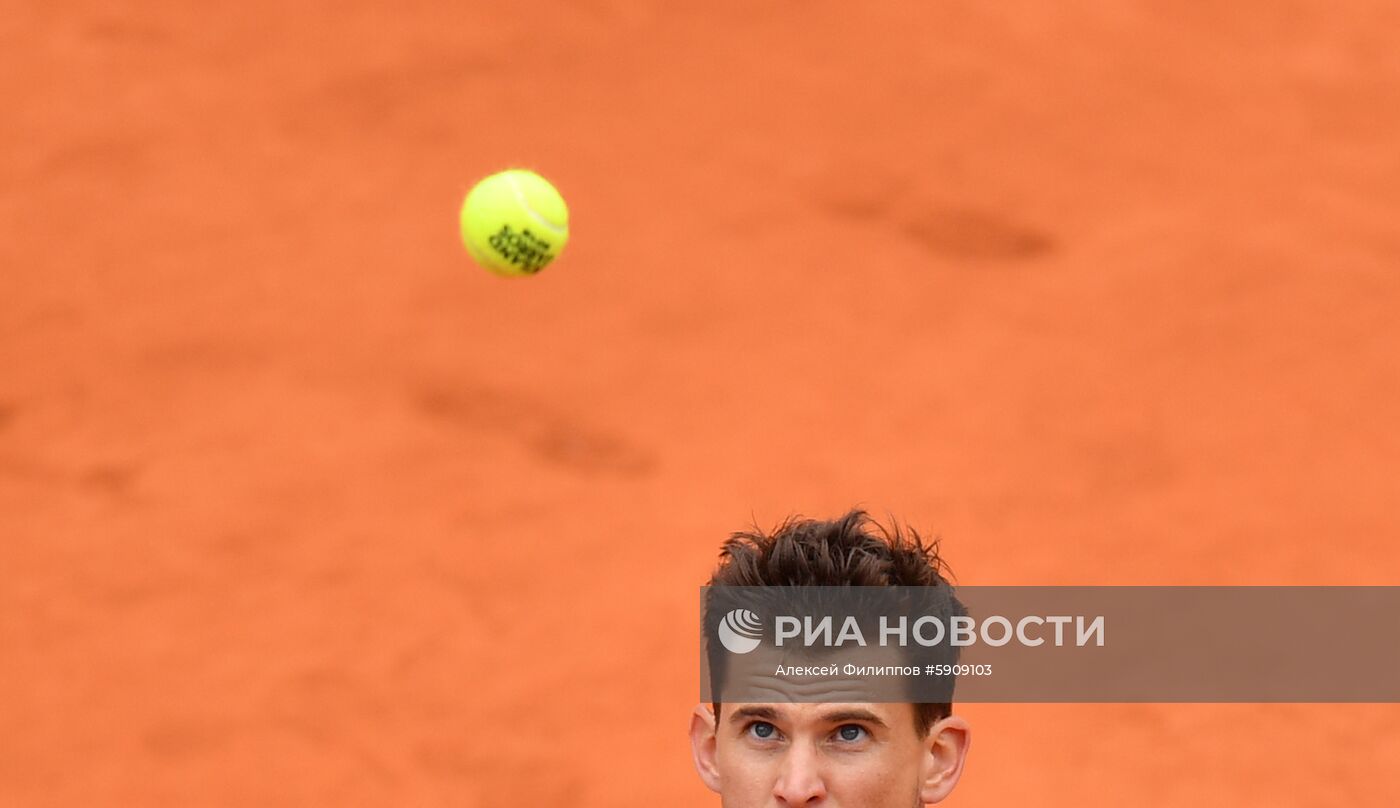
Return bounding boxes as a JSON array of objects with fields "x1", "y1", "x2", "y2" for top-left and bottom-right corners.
[{"x1": 4, "y1": 1, "x2": 1400, "y2": 805}]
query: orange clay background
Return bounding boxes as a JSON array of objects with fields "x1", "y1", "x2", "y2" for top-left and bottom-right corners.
[{"x1": 4, "y1": 2, "x2": 1400, "y2": 806}]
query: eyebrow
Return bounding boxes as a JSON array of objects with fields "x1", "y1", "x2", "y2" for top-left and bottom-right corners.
[
  {"x1": 729, "y1": 706, "x2": 782, "y2": 724},
  {"x1": 726, "y1": 706, "x2": 888, "y2": 729},
  {"x1": 818, "y1": 709, "x2": 888, "y2": 728}
]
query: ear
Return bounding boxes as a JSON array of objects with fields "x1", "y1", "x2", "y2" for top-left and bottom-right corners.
[
  {"x1": 918, "y1": 714, "x2": 971, "y2": 804},
  {"x1": 689, "y1": 703, "x2": 722, "y2": 793}
]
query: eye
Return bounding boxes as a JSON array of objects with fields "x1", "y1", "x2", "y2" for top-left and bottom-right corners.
[
  {"x1": 748, "y1": 721, "x2": 778, "y2": 740},
  {"x1": 835, "y1": 724, "x2": 867, "y2": 742}
]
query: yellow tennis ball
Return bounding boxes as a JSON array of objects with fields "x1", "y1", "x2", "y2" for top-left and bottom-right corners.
[{"x1": 459, "y1": 169, "x2": 569, "y2": 277}]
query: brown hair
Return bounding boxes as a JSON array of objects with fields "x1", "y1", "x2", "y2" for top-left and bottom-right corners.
[{"x1": 705, "y1": 509, "x2": 963, "y2": 736}]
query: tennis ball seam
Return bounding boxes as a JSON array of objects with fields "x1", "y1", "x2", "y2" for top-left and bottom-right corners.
[{"x1": 505, "y1": 172, "x2": 567, "y2": 236}]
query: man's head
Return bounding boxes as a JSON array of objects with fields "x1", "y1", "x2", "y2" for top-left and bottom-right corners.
[{"x1": 690, "y1": 510, "x2": 971, "y2": 806}]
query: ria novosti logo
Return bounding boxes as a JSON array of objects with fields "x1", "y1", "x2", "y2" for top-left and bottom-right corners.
[
  {"x1": 717, "y1": 608, "x2": 763, "y2": 654},
  {"x1": 715, "y1": 610, "x2": 1105, "y2": 652}
]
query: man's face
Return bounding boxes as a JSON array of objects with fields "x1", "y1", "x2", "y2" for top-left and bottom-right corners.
[{"x1": 689, "y1": 702, "x2": 969, "y2": 807}]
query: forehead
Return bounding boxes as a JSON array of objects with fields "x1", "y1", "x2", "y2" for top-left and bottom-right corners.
[{"x1": 721, "y1": 641, "x2": 911, "y2": 703}]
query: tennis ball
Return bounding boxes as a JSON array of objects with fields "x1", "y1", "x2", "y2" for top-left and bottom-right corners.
[{"x1": 459, "y1": 169, "x2": 569, "y2": 277}]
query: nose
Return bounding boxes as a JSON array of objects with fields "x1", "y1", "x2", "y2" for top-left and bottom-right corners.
[{"x1": 772, "y1": 743, "x2": 827, "y2": 805}]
